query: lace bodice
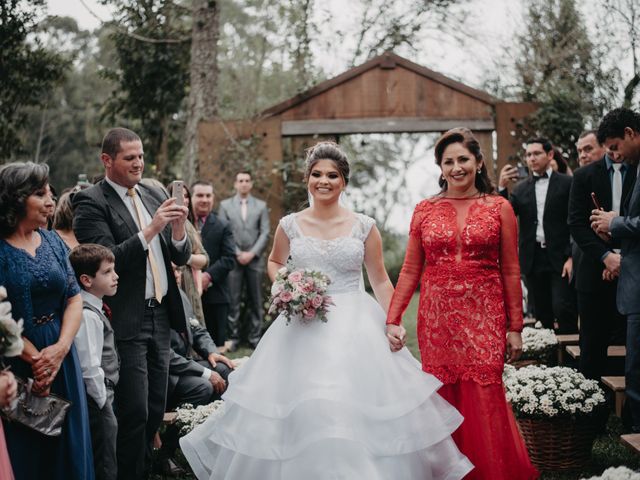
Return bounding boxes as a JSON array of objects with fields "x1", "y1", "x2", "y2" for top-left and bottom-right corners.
[
  {"x1": 279, "y1": 213, "x2": 376, "y2": 294},
  {"x1": 386, "y1": 195, "x2": 523, "y2": 385}
]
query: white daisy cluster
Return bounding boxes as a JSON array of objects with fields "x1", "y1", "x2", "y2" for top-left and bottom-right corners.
[
  {"x1": 0, "y1": 286, "x2": 23, "y2": 357},
  {"x1": 175, "y1": 400, "x2": 225, "y2": 435},
  {"x1": 520, "y1": 326, "x2": 558, "y2": 361},
  {"x1": 503, "y1": 364, "x2": 605, "y2": 418},
  {"x1": 582, "y1": 466, "x2": 640, "y2": 480}
]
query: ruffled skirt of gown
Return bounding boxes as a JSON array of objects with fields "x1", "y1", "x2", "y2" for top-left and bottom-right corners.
[{"x1": 180, "y1": 291, "x2": 473, "y2": 480}]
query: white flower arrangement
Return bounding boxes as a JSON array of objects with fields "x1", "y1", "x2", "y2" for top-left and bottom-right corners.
[
  {"x1": 520, "y1": 326, "x2": 558, "y2": 361},
  {"x1": 503, "y1": 364, "x2": 605, "y2": 418},
  {"x1": 175, "y1": 400, "x2": 225, "y2": 435},
  {"x1": 582, "y1": 466, "x2": 640, "y2": 480},
  {"x1": 0, "y1": 286, "x2": 23, "y2": 358}
]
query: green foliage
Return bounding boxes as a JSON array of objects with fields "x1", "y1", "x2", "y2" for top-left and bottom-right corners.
[
  {"x1": 514, "y1": 0, "x2": 618, "y2": 164},
  {"x1": 100, "y1": 0, "x2": 191, "y2": 181},
  {"x1": 0, "y1": 0, "x2": 68, "y2": 160}
]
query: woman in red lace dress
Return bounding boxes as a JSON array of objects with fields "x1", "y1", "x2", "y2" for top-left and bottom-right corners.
[{"x1": 386, "y1": 128, "x2": 538, "y2": 479}]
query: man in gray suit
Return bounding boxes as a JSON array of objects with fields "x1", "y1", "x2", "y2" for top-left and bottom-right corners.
[
  {"x1": 591, "y1": 107, "x2": 640, "y2": 432},
  {"x1": 219, "y1": 171, "x2": 270, "y2": 350}
]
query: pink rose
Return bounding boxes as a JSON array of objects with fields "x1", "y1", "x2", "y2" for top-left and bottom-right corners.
[
  {"x1": 303, "y1": 308, "x2": 316, "y2": 319},
  {"x1": 311, "y1": 295, "x2": 323, "y2": 308},
  {"x1": 280, "y1": 291, "x2": 293, "y2": 303},
  {"x1": 301, "y1": 282, "x2": 314, "y2": 293},
  {"x1": 288, "y1": 271, "x2": 303, "y2": 283}
]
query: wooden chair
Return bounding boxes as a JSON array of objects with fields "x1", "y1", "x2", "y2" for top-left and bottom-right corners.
[{"x1": 601, "y1": 376, "x2": 626, "y2": 417}]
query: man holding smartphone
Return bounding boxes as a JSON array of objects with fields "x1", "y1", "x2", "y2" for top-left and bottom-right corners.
[
  {"x1": 568, "y1": 130, "x2": 635, "y2": 382},
  {"x1": 590, "y1": 108, "x2": 640, "y2": 433}
]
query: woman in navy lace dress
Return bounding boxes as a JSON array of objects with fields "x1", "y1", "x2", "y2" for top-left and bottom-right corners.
[{"x1": 0, "y1": 162, "x2": 94, "y2": 479}]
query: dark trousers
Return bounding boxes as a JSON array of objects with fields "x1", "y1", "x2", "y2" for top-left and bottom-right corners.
[
  {"x1": 227, "y1": 263, "x2": 264, "y2": 345},
  {"x1": 166, "y1": 361, "x2": 232, "y2": 411},
  {"x1": 578, "y1": 281, "x2": 627, "y2": 380},
  {"x1": 527, "y1": 245, "x2": 578, "y2": 333},
  {"x1": 114, "y1": 304, "x2": 170, "y2": 480},
  {"x1": 626, "y1": 313, "x2": 640, "y2": 431},
  {"x1": 88, "y1": 387, "x2": 118, "y2": 480},
  {"x1": 202, "y1": 302, "x2": 229, "y2": 346}
]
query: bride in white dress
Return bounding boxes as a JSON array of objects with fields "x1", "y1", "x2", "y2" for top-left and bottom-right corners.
[{"x1": 180, "y1": 142, "x2": 473, "y2": 479}]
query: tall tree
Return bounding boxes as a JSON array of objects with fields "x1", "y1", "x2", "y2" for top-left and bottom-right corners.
[
  {"x1": 513, "y1": 0, "x2": 616, "y2": 161},
  {"x1": 101, "y1": 0, "x2": 190, "y2": 181},
  {"x1": 182, "y1": 0, "x2": 219, "y2": 186},
  {"x1": 0, "y1": 0, "x2": 68, "y2": 160}
]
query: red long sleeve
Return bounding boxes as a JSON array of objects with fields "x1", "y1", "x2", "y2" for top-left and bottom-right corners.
[{"x1": 498, "y1": 199, "x2": 524, "y2": 332}]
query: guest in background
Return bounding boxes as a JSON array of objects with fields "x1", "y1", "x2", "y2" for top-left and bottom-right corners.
[
  {"x1": 53, "y1": 190, "x2": 80, "y2": 250},
  {"x1": 0, "y1": 288, "x2": 18, "y2": 480},
  {"x1": 0, "y1": 161, "x2": 94, "y2": 479},
  {"x1": 219, "y1": 171, "x2": 270, "y2": 350},
  {"x1": 168, "y1": 181, "x2": 209, "y2": 327},
  {"x1": 192, "y1": 181, "x2": 236, "y2": 348}
]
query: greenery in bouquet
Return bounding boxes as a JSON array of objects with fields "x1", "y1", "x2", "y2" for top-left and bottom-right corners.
[
  {"x1": 582, "y1": 466, "x2": 640, "y2": 480},
  {"x1": 519, "y1": 326, "x2": 558, "y2": 361},
  {"x1": 503, "y1": 364, "x2": 605, "y2": 419},
  {"x1": 268, "y1": 264, "x2": 334, "y2": 325},
  {"x1": 175, "y1": 400, "x2": 225, "y2": 435},
  {"x1": 0, "y1": 286, "x2": 23, "y2": 358}
]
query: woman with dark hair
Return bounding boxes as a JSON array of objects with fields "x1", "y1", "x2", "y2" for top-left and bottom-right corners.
[
  {"x1": 0, "y1": 162, "x2": 94, "y2": 479},
  {"x1": 167, "y1": 180, "x2": 209, "y2": 326},
  {"x1": 551, "y1": 147, "x2": 572, "y2": 175},
  {"x1": 180, "y1": 141, "x2": 472, "y2": 479},
  {"x1": 386, "y1": 128, "x2": 538, "y2": 479}
]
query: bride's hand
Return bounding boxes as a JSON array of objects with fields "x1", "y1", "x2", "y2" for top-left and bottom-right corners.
[{"x1": 385, "y1": 324, "x2": 406, "y2": 352}]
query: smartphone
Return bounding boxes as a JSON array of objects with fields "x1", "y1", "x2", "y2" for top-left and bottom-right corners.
[
  {"x1": 516, "y1": 164, "x2": 529, "y2": 179},
  {"x1": 172, "y1": 180, "x2": 184, "y2": 206},
  {"x1": 591, "y1": 192, "x2": 602, "y2": 210}
]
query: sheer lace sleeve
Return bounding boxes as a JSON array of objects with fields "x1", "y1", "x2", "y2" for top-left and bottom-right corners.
[
  {"x1": 386, "y1": 204, "x2": 427, "y2": 325},
  {"x1": 498, "y1": 198, "x2": 523, "y2": 332},
  {"x1": 354, "y1": 214, "x2": 376, "y2": 241}
]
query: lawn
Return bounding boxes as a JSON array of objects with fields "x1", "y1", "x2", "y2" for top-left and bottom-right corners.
[{"x1": 157, "y1": 294, "x2": 640, "y2": 479}]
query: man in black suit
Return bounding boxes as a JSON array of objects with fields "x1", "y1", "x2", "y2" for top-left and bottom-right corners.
[
  {"x1": 568, "y1": 130, "x2": 635, "y2": 381},
  {"x1": 504, "y1": 137, "x2": 578, "y2": 333},
  {"x1": 591, "y1": 107, "x2": 640, "y2": 432},
  {"x1": 191, "y1": 181, "x2": 236, "y2": 348},
  {"x1": 73, "y1": 127, "x2": 191, "y2": 479}
]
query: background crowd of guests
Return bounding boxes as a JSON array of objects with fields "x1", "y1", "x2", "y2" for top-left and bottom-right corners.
[{"x1": 0, "y1": 105, "x2": 639, "y2": 479}]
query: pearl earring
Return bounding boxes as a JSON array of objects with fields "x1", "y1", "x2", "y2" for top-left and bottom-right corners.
[{"x1": 477, "y1": 169, "x2": 481, "y2": 174}]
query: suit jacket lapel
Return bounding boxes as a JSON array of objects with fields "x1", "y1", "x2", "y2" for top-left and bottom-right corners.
[
  {"x1": 621, "y1": 164, "x2": 638, "y2": 213},
  {"x1": 593, "y1": 160, "x2": 612, "y2": 209},
  {"x1": 101, "y1": 181, "x2": 139, "y2": 235}
]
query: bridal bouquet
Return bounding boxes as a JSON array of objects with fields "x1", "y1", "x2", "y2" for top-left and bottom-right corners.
[
  {"x1": 503, "y1": 364, "x2": 605, "y2": 418},
  {"x1": 0, "y1": 286, "x2": 23, "y2": 358},
  {"x1": 268, "y1": 265, "x2": 334, "y2": 324}
]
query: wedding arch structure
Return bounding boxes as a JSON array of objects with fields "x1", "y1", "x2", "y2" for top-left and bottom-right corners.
[{"x1": 197, "y1": 51, "x2": 536, "y2": 223}]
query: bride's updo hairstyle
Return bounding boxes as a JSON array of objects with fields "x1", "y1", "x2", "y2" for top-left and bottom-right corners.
[
  {"x1": 304, "y1": 141, "x2": 350, "y2": 186},
  {"x1": 434, "y1": 127, "x2": 495, "y2": 194}
]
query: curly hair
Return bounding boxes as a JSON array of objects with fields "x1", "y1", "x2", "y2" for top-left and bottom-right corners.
[
  {"x1": 304, "y1": 141, "x2": 350, "y2": 186},
  {"x1": 434, "y1": 128, "x2": 494, "y2": 194},
  {"x1": 597, "y1": 107, "x2": 640, "y2": 144},
  {"x1": 0, "y1": 162, "x2": 49, "y2": 237}
]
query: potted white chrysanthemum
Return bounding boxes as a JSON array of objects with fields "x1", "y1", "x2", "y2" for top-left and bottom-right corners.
[
  {"x1": 516, "y1": 327, "x2": 557, "y2": 366},
  {"x1": 582, "y1": 466, "x2": 640, "y2": 480},
  {"x1": 503, "y1": 364, "x2": 606, "y2": 471}
]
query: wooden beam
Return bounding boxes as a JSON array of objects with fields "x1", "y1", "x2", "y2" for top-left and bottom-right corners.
[{"x1": 282, "y1": 117, "x2": 495, "y2": 136}]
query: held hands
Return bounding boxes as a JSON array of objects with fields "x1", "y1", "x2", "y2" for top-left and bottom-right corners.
[
  {"x1": 603, "y1": 252, "x2": 621, "y2": 276},
  {"x1": 31, "y1": 342, "x2": 68, "y2": 389},
  {"x1": 385, "y1": 324, "x2": 406, "y2": 353},
  {"x1": 506, "y1": 332, "x2": 523, "y2": 363},
  {"x1": 236, "y1": 251, "x2": 256, "y2": 266}
]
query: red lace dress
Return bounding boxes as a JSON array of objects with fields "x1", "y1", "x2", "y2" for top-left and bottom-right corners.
[{"x1": 387, "y1": 195, "x2": 538, "y2": 480}]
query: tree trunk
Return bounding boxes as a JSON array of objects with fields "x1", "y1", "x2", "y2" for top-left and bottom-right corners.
[{"x1": 183, "y1": 0, "x2": 220, "y2": 185}]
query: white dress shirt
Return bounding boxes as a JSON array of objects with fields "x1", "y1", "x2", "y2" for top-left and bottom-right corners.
[
  {"x1": 75, "y1": 290, "x2": 108, "y2": 408},
  {"x1": 105, "y1": 177, "x2": 186, "y2": 300},
  {"x1": 534, "y1": 167, "x2": 553, "y2": 245}
]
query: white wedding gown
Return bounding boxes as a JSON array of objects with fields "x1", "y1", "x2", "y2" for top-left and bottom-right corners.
[{"x1": 180, "y1": 213, "x2": 473, "y2": 479}]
